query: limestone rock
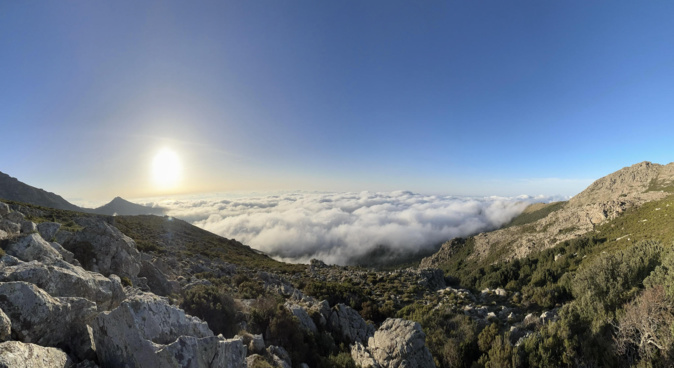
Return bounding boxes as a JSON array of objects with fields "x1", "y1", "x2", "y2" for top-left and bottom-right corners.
[
  {"x1": 285, "y1": 302, "x2": 318, "y2": 334},
  {"x1": 0, "y1": 341, "x2": 73, "y2": 368},
  {"x1": 351, "y1": 342, "x2": 380, "y2": 368},
  {"x1": 267, "y1": 345, "x2": 291, "y2": 368},
  {"x1": 5, "y1": 211, "x2": 25, "y2": 223},
  {"x1": 19, "y1": 220, "x2": 36, "y2": 234},
  {"x1": 328, "y1": 303, "x2": 375, "y2": 344},
  {"x1": 0, "y1": 308, "x2": 10, "y2": 342},
  {"x1": 0, "y1": 219, "x2": 20, "y2": 237},
  {"x1": 62, "y1": 218, "x2": 141, "y2": 278},
  {"x1": 366, "y1": 318, "x2": 435, "y2": 368},
  {"x1": 92, "y1": 292, "x2": 246, "y2": 368},
  {"x1": 0, "y1": 202, "x2": 9, "y2": 216},
  {"x1": 0, "y1": 258, "x2": 125, "y2": 311},
  {"x1": 0, "y1": 282, "x2": 97, "y2": 352},
  {"x1": 49, "y1": 242, "x2": 79, "y2": 266},
  {"x1": 37, "y1": 222, "x2": 61, "y2": 241},
  {"x1": 139, "y1": 259, "x2": 178, "y2": 296},
  {"x1": 4, "y1": 233, "x2": 62, "y2": 263},
  {"x1": 249, "y1": 334, "x2": 265, "y2": 354}
]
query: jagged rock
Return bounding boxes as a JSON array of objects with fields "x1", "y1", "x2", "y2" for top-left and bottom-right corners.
[
  {"x1": 351, "y1": 342, "x2": 381, "y2": 368},
  {"x1": 0, "y1": 230, "x2": 7, "y2": 240},
  {"x1": 0, "y1": 257, "x2": 125, "y2": 310},
  {"x1": 5, "y1": 211, "x2": 25, "y2": 223},
  {"x1": 0, "y1": 202, "x2": 9, "y2": 216},
  {"x1": 0, "y1": 341, "x2": 73, "y2": 368},
  {"x1": 37, "y1": 222, "x2": 61, "y2": 241},
  {"x1": 285, "y1": 302, "x2": 318, "y2": 334},
  {"x1": 49, "y1": 242, "x2": 80, "y2": 266},
  {"x1": 4, "y1": 233, "x2": 62, "y2": 263},
  {"x1": 0, "y1": 219, "x2": 20, "y2": 237},
  {"x1": 414, "y1": 268, "x2": 446, "y2": 291},
  {"x1": 328, "y1": 303, "x2": 375, "y2": 344},
  {"x1": 246, "y1": 354, "x2": 269, "y2": 367},
  {"x1": 92, "y1": 292, "x2": 246, "y2": 367},
  {"x1": 0, "y1": 308, "x2": 10, "y2": 342},
  {"x1": 0, "y1": 282, "x2": 97, "y2": 356},
  {"x1": 267, "y1": 345, "x2": 291, "y2": 368},
  {"x1": 540, "y1": 310, "x2": 558, "y2": 324},
  {"x1": 62, "y1": 218, "x2": 141, "y2": 278},
  {"x1": 249, "y1": 334, "x2": 265, "y2": 354},
  {"x1": 139, "y1": 259, "x2": 179, "y2": 296},
  {"x1": 19, "y1": 220, "x2": 36, "y2": 234},
  {"x1": 365, "y1": 318, "x2": 435, "y2": 368},
  {"x1": 494, "y1": 288, "x2": 507, "y2": 297}
]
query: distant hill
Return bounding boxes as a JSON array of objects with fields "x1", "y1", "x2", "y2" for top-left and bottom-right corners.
[
  {"x1": 0, "y1": 171, "x2": 164, "y2": 216},
  {"x1": 93, "y1": 196, "x2": 165, "y2": 216}
]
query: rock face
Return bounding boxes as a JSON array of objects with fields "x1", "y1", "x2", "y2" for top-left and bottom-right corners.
[
  {"x1": 5, "y1": 233, "x2": 63, "y2": 263},
  {"x1": 0, "y1": 308, "x2": 10, "y2": 342},
  {"x1": 0, "y1": 256, "x2": 125, "y2": 311},
  {"x1": 92, "y1": 293, "x2": 246, "y2": 368},
  {"x1": 139, "y1": 259, "x2": 179, "y2": 297},
  {"x1": 62, "y1": 218, "x2": 141, "y2": 278},
  {"x1": 352, "y1": 318, "x2": 435, "y2": 368},
  {"x1": 0, "y1": 341, "x2": 73, "y2": 368},
  {"x1": 285, "y1": 302, "x2": 318, "y2": 334},
  {"x1": 37, "y1": 222, "x2": 61, "y2": 241},
  {"x1": 422, "y1": 161, "x2": 674, "y2": 265},
  {"x1": 0, "y1": 282, "x2": 97, "y2": 352},
  {"x1": 328, "y1": 303, "x2": 375, "y2": 344}
]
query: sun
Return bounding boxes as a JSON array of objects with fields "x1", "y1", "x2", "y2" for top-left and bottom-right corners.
[{"x1": 152, "y1": 148, "x2": 182, "y2": 189}]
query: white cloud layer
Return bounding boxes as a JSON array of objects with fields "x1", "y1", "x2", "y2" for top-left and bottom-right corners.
[{"x1": 149, "y1": 191, "x2": 563, "y2": 265}]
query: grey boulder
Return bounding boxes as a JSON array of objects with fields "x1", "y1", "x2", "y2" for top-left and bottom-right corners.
[
  {"x1": 92, "y1": 292, "x2": 246, "y2": 368},
  {"x1": 328, "y1": 303, "x2": 375, "y2": 344},
  {"x1": 357, "y1": 318, "x2": 435, "y2": 368},
  {"x1": 0, "y1": 341, "x2": 73, "y2": 368},
  {"x1": 4, "y1": 233, "x2": 62, "y2": 263}
]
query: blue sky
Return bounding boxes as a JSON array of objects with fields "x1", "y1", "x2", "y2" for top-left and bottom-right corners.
[{"x1": 2, "y1": 1, "x2": 674, "y2": 202}]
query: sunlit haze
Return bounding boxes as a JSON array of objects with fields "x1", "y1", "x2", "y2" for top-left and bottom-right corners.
[{"x1": 2, "y1": 1, "x2": 673, "y2": 203}]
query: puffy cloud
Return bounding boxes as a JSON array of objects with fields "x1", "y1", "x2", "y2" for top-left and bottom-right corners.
[{"x1": 151, "y1": 191, "x2": 562, "y2": 265}]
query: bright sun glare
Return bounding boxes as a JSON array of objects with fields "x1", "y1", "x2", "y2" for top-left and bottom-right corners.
[{"x1": 152, "y1": 148, "x2": 182, "y2": 189}]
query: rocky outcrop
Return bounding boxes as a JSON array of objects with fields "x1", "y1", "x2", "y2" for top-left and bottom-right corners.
[
  {"x1": 0, "y1": 282, "x2": 97, "y2": 356},
  {"x1": 62, "y1": 218, "x2": 141, "y2": 279},
  {"x1": 139, "y1": 258, "x2": 179, "y2": 297},
  {"x1": 0, "y1": 341, "x2": 73, "y2": 368},
  {"x1": 92, "y1": 292, "x2": 246, "y2": 367},
  {"x1": 285, "y1": 302, "x2": 318, "y2": 334},
  {"x1": 37, "y1": 222, "x2": 61, "y2": 241},
  {"x1": 328, "y1": 303, "x2": 375, "y2": 344},
  {"x1": 0, "y1": 308, "x2": 10, "y2": 342},
  {"x1": 5, "y1": 233, "x2": 63, "y2": 263},
  {"x1": 0, "y1": 256, "x2": 125, "y2": 310},
  {"x1": 352, "y1": 318, "x2": 435, "y2": 368}
]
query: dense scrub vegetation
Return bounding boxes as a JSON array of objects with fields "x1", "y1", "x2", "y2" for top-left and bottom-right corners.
[{"x1": 402, "y1": 195, "x2": 674, "y2": 367}]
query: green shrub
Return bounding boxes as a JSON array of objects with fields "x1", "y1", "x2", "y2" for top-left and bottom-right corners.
[{"x1": 180, "y1": 285, "x2": 237, "y2": 338}]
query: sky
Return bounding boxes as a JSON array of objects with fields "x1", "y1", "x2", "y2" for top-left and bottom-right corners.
[{"x1": 2, "y1": 1, "x2": 674, "y2": 203}]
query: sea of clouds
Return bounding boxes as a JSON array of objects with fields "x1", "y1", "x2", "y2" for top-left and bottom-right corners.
[{"x1": 146, "y1": 191, "x2": 562, "y2": 265}]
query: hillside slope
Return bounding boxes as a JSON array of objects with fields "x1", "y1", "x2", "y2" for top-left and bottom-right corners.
[
  {"x1": 422, "y1": 161, "x2": 674, "y2": 267},
  {"x1": 94, "y1": 196, "x2": 165, "y2": 216}
]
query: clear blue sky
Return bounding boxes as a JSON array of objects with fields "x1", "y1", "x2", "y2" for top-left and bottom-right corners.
[{"x1": 2, "y1": 1, "x2": 674, "y2": 202}]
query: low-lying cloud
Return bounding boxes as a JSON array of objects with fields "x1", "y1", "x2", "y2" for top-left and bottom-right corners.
[{"x1": 148, "y1": 191, "x2": 561, "y2": 265}]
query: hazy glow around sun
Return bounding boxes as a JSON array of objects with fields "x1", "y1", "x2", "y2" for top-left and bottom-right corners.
[{"x1": 152, "y1": 148, "x2": 182, "y2": 189}]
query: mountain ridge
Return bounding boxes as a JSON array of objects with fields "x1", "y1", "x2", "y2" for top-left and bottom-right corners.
[{"x1": 0, "y1": 171, "x2": 164, "y2": 216}]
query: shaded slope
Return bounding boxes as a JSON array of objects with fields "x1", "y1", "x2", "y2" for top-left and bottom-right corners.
[{"x1": 0, "y1": 171, "x2": 83, "y2": 212}]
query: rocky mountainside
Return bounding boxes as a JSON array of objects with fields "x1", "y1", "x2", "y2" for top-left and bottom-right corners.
[
  {"x1": 0, "y1": 171, "x2": 165, "y2": 216},
  {"x1": 0, "y1": 200, "x2": 438, "y2": 367},
  {"x1": 421, "y1": 161, "x2": 674, "y2": 267}
]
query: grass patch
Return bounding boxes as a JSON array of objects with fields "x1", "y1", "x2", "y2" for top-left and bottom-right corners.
[{"x1": 504, "y1": 201, "x2": 566, "y2": 228}]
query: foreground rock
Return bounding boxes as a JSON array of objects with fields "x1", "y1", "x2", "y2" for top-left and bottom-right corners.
[
  {"x1": 328, "y1": 303, "x2": 375, "y2": 343},
  {"x1": 61, "y1": 218, "x2": 141, "y2": 278},
  {"x1": 0, "y1": 255, "x2": 125, "y2": 310},
  {"x1": 0, "y1": 341, "x2": 73, "y2": 368},
  {"x1": 352, "y1": 318, "x2": 435, "y2": 368},
  {"x1": 93, "y1": 292, "x2": 246, "y2": 367},
  {"x1": 0, "y1": 282, "x2": 97, "y2": 358},
  {"x1": 0, "y1": 309, "x2": 10, "y2": 342},
  {"x1": 4, "y1": 233, "x2": 63, "y2": 263}
]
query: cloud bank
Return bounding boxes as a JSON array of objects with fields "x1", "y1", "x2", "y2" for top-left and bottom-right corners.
[{"x1": 150, "y1": 191, "x2": 561, "y2": 265}]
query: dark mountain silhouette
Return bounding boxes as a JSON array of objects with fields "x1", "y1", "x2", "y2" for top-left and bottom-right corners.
[
  {"x1": 93, "y1": 196, "x2": 165, "y2": 216},
  {"x1": 0, "y1": 171, "x2": 164, "y2": 216}
]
